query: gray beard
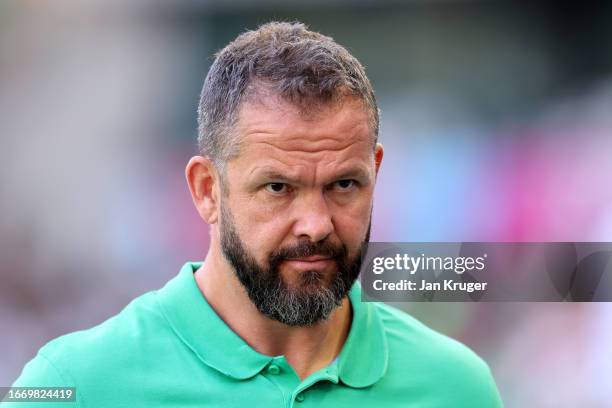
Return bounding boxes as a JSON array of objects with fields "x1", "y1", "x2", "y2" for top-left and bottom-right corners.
[{"x1": 219, "y1": 204, "x2": 369, "y2": 326}]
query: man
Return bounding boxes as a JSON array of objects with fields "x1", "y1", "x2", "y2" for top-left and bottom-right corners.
[{"x1": 5, "y1": 22, "x2": 503, "y2": 407}]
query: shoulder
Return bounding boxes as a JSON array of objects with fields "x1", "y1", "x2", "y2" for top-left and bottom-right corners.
[
  {"x1": 374, "y1": 302, "x2": 484, "y2": 365},
  {"x1": 11, "y1": 290, "x2": 171, "y2": 389},
  {"x1": 40, "y1": 290, "x2": 166, "y2": 362},
  {"x1": 371, "y1": 302, "x2": 503, "y2": 406}
]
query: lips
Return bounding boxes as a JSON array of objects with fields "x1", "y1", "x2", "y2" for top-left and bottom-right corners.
[
  {"x1": 283, "y1": 256, "x2": 334, "y2": 271},
  {"x1": 288, "y1": 255, "x2": 332, "y2": 262}
]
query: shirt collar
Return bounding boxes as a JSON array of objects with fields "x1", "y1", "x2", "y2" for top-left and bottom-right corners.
[
  {"x1": 156, "y1": 262, "x2": 388, "y2": 387},
  {"x1": 337, "y1": 280, "x2": 388, "y2": 388}
]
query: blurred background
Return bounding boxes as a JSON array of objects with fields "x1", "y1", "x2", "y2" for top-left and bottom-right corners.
[{"x1": 1, "y1": 0, "x2": 611, "y2": 406}]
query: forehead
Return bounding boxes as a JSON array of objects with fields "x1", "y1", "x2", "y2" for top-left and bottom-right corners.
[{"x1": 234, "y1": 96, "x2": 373, "y2": 161}]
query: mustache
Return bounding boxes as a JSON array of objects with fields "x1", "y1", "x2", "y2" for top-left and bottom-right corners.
[{"x1": 269, "y1": 240, "x2": 346, "y2": 263}]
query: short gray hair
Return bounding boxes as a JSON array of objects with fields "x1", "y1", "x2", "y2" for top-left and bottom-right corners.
[{"x1": 197, "y1": 21, "x2": 379, "y2": 171}]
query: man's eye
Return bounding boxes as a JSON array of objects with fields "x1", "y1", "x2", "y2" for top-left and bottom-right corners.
[
  {"x1": 332, "y1": 179, "x2": 356, "y2": 191},
  {"x1": 264, "y1": 183, "x2": 289, "y2": 194}
]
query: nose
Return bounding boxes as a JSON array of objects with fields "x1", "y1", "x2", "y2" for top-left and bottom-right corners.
[{"x1": 292, "y1": 191, "x2": 334, "y2": 243}]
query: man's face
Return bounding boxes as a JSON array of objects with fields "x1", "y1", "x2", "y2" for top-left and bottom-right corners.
[{"x1": 218, "y1": 95, "x2": 383, "y2": 326}]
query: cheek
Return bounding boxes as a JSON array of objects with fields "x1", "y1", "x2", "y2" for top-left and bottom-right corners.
[
  {"x1": 230, "y1": 195, "x2": 292, "y2": 257},
  {"x1": 331, "y1": 194, "x2": 373, "y2": 244}
]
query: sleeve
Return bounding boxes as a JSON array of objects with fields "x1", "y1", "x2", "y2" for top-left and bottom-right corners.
[{"x1": 1, "y1": 353, "x2": 81, "y2": 408}]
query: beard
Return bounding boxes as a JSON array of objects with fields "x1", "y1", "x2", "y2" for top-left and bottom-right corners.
[{"x1": 219, "y1": 204, "x2": 370, "y2": 327}]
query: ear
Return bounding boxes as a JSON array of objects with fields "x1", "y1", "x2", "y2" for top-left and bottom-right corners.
[
  {"x1": 374, "y1": 143, "x2": 384, "y2": 176},
  {"x1": 185, "y1": 156, "x2": 221, "y2": 224}
]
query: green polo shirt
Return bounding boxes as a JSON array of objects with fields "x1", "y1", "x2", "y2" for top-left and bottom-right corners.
[{"x1": 4, "y1": 262, "x2": 503, "y2": 407}]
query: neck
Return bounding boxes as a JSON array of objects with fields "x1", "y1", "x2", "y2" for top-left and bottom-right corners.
[{"x1": 194, "y1": 239, "x2": 352, "y2": 380}]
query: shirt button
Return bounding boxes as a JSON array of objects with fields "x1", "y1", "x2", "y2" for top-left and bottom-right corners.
[
  {"x1": 295, "y1": 393, "x2": 305, "y2": 403},
  {"x1": 266, "y1": 364, "x2": 281, "y2": 375}
]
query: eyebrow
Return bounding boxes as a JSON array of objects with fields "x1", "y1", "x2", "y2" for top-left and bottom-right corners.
[
  {"x1": 252, "y1": 169, "x2": 301, "y2": 184},
  {"x1": 332, "y1": 168, "x2": 371, "y2": 183},
  {"x1": 248, "y1": 166, "x2": 372, "y2": 186}
]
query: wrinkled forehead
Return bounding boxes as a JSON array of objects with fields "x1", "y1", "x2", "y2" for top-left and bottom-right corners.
[{"x1": 235, "y1": 94, "x2": 374, "y2": 154}]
